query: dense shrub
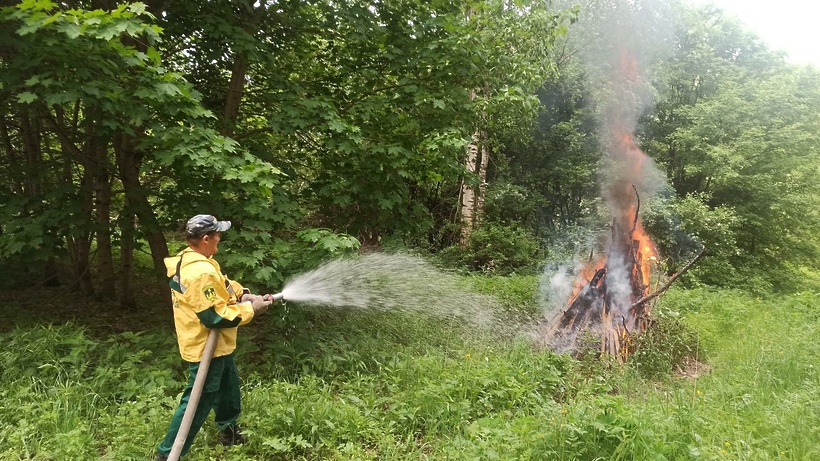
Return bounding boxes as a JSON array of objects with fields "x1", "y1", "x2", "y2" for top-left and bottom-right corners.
[
  {"x1": 628, "y1": 314, "x2": 701, "y2": 379},
  {"x1": 218, "y1": 228, "x2": 360, "y2": 291},
  {"x1": 437, "y1": 223, "x2": 543, "y2": 275},
  {"x1": 483, "y1": 183, "x2": 540, "y2": 231}
]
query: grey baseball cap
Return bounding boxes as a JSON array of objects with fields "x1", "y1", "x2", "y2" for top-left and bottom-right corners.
[{"x1": 185, "y1": 214, "x2": 231, "y2": 238}]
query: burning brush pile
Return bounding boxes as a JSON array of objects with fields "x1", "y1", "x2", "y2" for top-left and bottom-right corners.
[
  {"x1": 535, "y1": 4, "x2": 712, "y2": 361},
  {"x1": 542, "y1": 52, "x2": 705, "y2": 361},
  {"x1": 543, "y1": 131, "x2": 704, "y2": 360},
  {"x1": 544, "y1": 134, "x2": 660, "y2": 359}
]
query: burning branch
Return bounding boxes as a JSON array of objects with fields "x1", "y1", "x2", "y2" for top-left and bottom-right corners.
[
  {"x1": 630, "y1": 184, "x2": 640, "y2": 235},
  {"x1": 631, "y1": 246, "x2": 707, "y2": 309}
]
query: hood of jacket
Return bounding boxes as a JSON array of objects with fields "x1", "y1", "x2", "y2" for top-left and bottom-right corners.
[{"x1": 164, "y1": 248, "x2": 210, "y2": 277}]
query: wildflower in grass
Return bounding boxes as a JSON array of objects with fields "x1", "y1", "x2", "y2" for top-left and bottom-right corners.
[
  {"x1": 696, "y1": 390, "x2": 702, "y2": 395},
  {"x1": 465, "y1": 353, "x2": 471, "y2": 359},
  {"x1": 725, "y1": 442, "x2": 731, "y2": 447}
]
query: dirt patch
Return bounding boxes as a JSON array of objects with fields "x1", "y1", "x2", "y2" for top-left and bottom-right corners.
[
  {"x1": 2, "y1": 270, "x2": 172, "y2": 336},
  {"x1": 675, "y1": 357, "x2": 711, "y2": 379}
]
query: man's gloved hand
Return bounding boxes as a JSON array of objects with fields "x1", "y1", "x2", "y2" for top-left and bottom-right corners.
[{"x1": 251, "y1": 295, "x2": 273, "y2": 315}]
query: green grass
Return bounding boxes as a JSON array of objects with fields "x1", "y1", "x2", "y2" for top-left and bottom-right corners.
[
  {"x1": 0, "y1": 281, "x2": 818, "y2": 460},
  {"x1": 656, "y1": 288, "x2": 820, "y2": 460}
]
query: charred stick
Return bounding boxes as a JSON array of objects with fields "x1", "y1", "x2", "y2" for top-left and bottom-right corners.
[
  {"x1": 630, "y1": 184, "x2": 640, "y2": 236},
  {"x1": 590, "y1": 267, "x2": 607, "y2": 286},
  {"x1": 631, "y1": 246, "x2": 707, "y2": 309}
]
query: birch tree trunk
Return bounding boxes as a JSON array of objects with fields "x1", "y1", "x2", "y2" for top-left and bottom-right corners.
[
  {"x1": 459, "y1": 88, "x2": 489, "y2": 244},
  {"x1": 476, "y1": 134, "x2": 489, "y2": 224},
  {"x1": 460, "y1": 130, "x2": 479, "y2": 244}
]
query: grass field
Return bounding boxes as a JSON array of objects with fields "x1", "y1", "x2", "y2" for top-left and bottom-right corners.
[{"x1": 0, "y1": 281, "x2": 817, "y2": 460}]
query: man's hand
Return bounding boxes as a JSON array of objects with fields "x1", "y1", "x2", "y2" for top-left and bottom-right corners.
[
  {"x1": 251, "y1": 295, "x2": 272, "y2": 315},
  {"x1": 240, "y1": 293, "x2": 259, "y2": 303}
]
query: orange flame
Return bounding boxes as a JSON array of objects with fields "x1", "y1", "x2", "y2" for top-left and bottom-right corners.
[
  {"x1": 568, "y1": 256, "x2": 606, "y2": 303},
  {"x1": 632, "y1": 218, "x2": 658, "y2": 293}
]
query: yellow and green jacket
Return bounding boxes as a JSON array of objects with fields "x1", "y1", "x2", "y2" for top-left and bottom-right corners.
[{"x1": 164, "y1": 248, "x2": 255, "y2": 362}]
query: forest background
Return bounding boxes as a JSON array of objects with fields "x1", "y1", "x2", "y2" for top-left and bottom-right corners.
[
  {"x1": 2, "y1": 0, "x2": 819, "y2": 297},
  {"x1": 1, "y1": 0, "x2": 819, "y2": 460}
]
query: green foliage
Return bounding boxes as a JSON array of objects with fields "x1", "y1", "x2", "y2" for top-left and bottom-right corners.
[
  {"x1": 151, "y1": 0, "x2": 575, "y2": 244},
  {"x1": 643, "y1": 193, "x2": 743, "y2": 288},
  {"x1": 1, "y1": 1, "x2": 207, "y2": 129},
  {"x1": 492, "y1": 60, "x2": 600, "y2": 234},
  {"x1": 3, "y1": 0, "x2": 820, "y2": 305},
  {"x1": 470, "y1": 274, "x2": 541, "y2": 318},
  {"x1": 0, "y1": 0, "x2": 272, "y2": 284},
  {"x1": 629, "y1": 313, "x2": 701, "y2": 380},
  {"x1": 483, "y1": 182, "x2": 540, "y2": 231},
  {"x1": 0, "y1": 0, "x2": 579, "y2": 297},
  {"x1": 292, "y1": 229, "x2": 361, "y2": 264},
  {"x1": 639, "y1": 4, "x2": 820, "y2": 292},
  {"x1": 2, "y1": 283, "x2": 819, "y2": 460},
  {"x1": 215, "y1": 228, "x2": 360, "y2": 292},
  {"x1": 0, "y1": 324, "x2": 180, "y2": 460},
  {"x1": 437, "y1": 223, "x2": 543, "y2": 275}
]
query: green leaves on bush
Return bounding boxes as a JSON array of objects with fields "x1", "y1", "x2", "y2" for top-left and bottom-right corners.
[
  {"x1": 629, "y1": 313, "x2": 701, "y2": 380},
  {"x1": 437, "y1": 223, "x2": 543, "y2": 275},
  {"x1": 218, "y1": 227, "x2": 360, "y2": 291}
]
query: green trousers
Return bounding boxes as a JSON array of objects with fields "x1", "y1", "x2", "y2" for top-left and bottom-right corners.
[{"x1": 157, "y1": 353, "x2": 242, "y2": 458}]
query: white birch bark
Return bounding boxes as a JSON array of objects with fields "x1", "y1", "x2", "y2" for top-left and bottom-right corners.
[{"x1": 460, "y1": 131, "x2": 480, "y2": 243}]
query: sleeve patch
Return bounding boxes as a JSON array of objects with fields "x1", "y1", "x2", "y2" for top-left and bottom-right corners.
[{"x1": 203, "y1": 285, "x2": 217, "y2": 302}]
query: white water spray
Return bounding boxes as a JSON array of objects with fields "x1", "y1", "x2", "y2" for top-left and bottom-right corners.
[{"x1": 278, "y1": 253, "x2": 501, "y2": 330}]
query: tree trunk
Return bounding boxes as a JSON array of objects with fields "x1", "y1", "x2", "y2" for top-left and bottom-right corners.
[
  {"x1": 118, "y1": 208, "x2": 137, "y2": 308},
  {"x1": 3, "y1": 111, "x2": 55, "y2": 284},
  {"x1": 459, "y1": 130, "x2": 479, "y2": 244},
  {"x1": 475, "y1": 134, "x2": 489, "y2": 226},
  {"x1": 65, "y1": 177, "x2": 95, "y2": 295},
  {"x1": 20, "y1": 108, "x2": 42, "y2": 197},
  {"x1": 51, "y1": 104, "x2": 95, "y2": 294},
  {"x1": 43, "y1": 257, "x2": 60, "y2": 287},
  {"x1": 220, "y1": 4, "x2": 266, "y2": 137},
  {"x1": 221, "y1": 53, "x2": 249, "y2": 137},
  {"x1": 114, "y1": 132, "x2": 171, "y2": 307},
  {"x1": 21, "y1": 108, "x2": 75, "y2": 288},
  {"x1": 94, "y1": 138, "x2": 115, "y2": 298},
  {"x1": 74, "y1": 166, "x2": 96, "y2": 296},
  {"x1": 459, "y1": 87, "x2": 489, "y2": 244},
  {"x1": 0, "y1": 116, "x2": 24, "y2": 196}
]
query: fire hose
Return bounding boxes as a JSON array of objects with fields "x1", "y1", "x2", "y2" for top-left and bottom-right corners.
[{"x1": 167, "y1": 292, "x2": 284, "y2": 461}]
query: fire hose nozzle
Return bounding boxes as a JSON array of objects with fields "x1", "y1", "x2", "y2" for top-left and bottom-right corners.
[{"x1": 266, "y1": 292, "x2": 284, "y2": 302}]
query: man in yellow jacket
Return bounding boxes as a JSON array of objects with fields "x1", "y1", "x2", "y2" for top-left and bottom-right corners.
[{"x1": 156, "y1": 214, "x2": 272, "y2": 461}]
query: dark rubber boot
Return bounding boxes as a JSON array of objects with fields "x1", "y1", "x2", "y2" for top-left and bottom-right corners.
[{"x1": 218, "y1": 425, "x2": 246, "y2": 446}]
